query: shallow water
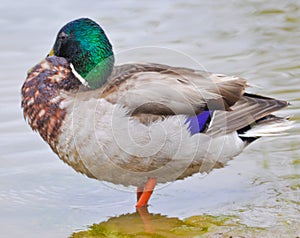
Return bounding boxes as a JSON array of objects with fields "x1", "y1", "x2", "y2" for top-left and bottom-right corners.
[{"x1": 1, "y1": 0, "x2": 300, "y2": 237}]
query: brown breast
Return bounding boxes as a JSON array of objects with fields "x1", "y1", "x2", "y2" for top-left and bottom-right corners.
[{"x1": 21, "y1": 56, "x2": 82, "y2": 151}]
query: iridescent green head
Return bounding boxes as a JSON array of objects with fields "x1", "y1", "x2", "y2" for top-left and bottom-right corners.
[{"x1": 50, "y1": 18, "x2": 114, "y2": 89}]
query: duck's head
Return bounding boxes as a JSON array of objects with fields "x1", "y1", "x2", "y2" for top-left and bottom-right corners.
[{"x1": 49, "y1": 18, "x2": 115, "y2": 89}]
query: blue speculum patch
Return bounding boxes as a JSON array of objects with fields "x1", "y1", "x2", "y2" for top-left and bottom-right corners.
[{"x1": 185, "y1": 111, "x2": 211, "y2": 135}]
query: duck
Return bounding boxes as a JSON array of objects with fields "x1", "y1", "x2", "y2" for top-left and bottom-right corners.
[{"x1": 21, "y1": 18, "x2": 291, "y2": 208}]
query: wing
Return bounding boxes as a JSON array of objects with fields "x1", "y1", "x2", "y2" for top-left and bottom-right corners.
[
  {"x1": 206, "y1": 93, "x2": 289, "y2": 136},
  {"x1": 101, "y1": 63, "x2": 247, "y2": 116}
]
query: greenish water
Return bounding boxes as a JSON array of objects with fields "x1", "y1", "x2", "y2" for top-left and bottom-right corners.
[{"x1": 0, "y1": 1, "x2": 299, "y2": 237}]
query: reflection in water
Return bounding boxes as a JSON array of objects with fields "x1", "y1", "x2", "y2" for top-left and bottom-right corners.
[
  {"x1": 70, "y1": 207, "x2": 234, "y2": 238},
  {"x1": 70, "y1": 207, "x2": 300, "y2": 237}
]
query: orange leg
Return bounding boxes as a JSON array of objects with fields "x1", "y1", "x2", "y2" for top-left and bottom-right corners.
[
  {"x1": 136, "y1": 186, "x2": 144, "y2": 201},
  {"x1": 136, "y1": 178, "x2": 157, "y2": 208}
]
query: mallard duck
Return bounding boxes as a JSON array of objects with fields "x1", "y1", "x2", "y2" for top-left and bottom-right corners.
[{"x1": 22, "y1": 18, "x2": 291, "y2": 208}]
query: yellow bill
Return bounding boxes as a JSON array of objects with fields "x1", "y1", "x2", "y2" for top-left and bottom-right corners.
[{"x1": 48, "y1": 49, "x2": 55, "y2": 56}]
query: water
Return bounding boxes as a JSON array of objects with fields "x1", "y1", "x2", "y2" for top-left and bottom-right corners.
[{"x1": 1, "y1": 0, "x2": 300, "y2": 237}]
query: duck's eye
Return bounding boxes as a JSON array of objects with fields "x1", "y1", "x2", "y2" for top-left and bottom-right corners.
[{"x1": 59, "y1": 32, "x2": 69, "y2": 40}]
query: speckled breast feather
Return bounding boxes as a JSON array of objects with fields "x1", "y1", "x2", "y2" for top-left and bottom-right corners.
[{"x1": 21, "y1": 56, "x2": 81, "y2": 150}]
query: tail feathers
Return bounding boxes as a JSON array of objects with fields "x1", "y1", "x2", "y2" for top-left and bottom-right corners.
[
  {"x1": 206, "y1": 93, "x2": 289, "y2": 136},
  {"x1": 239, "y1": 115, "x2": 293, "y2": 138}
]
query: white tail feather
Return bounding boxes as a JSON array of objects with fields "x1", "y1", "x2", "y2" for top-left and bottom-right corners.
[{"x1": 240, "y1": 117, "x2": 293, "y2": 137}]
